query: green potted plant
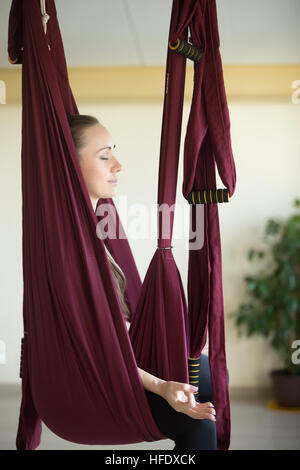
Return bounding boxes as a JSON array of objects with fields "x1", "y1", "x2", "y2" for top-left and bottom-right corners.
[{"x1": 230, "y1": 198, "x2": 300, "y2": 407}]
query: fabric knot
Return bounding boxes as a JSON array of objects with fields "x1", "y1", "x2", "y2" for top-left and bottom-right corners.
[{"x1": 42, "y1": 13, "x2": 50, "y2": 24}]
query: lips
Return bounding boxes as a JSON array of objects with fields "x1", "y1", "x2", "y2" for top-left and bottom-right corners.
[{"x1": 108, "y1": 180, "x2": 118, "y2": 183}]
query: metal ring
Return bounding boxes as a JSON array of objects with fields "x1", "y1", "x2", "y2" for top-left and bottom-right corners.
[
  {"x1": 8, "y1": 53, "x2": 18, "y2": 64},
  {"x1": 168, "y1": 39, "x2": 180, "y2": 50}
]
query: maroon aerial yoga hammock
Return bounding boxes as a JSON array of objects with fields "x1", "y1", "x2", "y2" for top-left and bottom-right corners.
[{"x1": 8, "y1": 0, "x2": 236, "y2": 450}]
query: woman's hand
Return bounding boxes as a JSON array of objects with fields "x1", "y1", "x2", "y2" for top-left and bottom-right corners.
[
  {"x1": 137, "y1": 366, "x2": 215, "y2": 421},
  {"x1": 159, "y1": 381, "x2": 216, "y2": 421}
]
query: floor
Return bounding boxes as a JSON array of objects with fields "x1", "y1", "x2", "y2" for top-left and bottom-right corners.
[{"x1": 1, "y1": 385, "x2": 299, "y2": 450}]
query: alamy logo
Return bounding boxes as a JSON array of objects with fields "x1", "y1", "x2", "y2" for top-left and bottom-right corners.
[
  {"x1": 95, "y1": 197, "x2": 205, "y2": 251},
  {"x1": 291, "y1": 80, "x2": 300, "y2": 104},
  {"x1": 0, "y1": 80, "x2": 6, "y2": 104},
  {"x1": 0, "y1": 340, "x2": 6, "y2": 364},
  {"x1": 291, "y1": 339, "x2": 300, "y2": 365}
]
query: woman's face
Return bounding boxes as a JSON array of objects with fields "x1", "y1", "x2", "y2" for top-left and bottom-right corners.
[{"x1": 78, "y1": 124, "x2": 122, "y2": 209}]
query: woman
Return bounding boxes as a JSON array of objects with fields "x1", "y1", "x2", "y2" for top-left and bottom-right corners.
[{"x1": 67, "y1": 114, "x2": 217, "y2": 450}]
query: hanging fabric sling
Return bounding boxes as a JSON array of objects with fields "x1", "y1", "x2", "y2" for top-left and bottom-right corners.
[{"x1": 8, "y1": 0, "x2": 236, "y2": 450}]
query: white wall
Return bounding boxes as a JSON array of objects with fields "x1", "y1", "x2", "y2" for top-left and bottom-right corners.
[{"x1": 0, "y1": 98, "x2": 299, "y2": 386}]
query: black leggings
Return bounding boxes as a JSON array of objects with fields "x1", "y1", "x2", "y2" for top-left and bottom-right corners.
[{"x1": 145, "y1": 354, "x2": 219, "y2": 450}]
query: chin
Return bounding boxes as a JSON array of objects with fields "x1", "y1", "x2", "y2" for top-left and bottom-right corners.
[{"x1": 99, "y1": 191, "x2": 116, "y2": 199}]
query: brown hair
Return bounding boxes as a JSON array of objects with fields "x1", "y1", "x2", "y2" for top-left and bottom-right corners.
[
  {"x1": 67, "y1": 114, "x2": 99, "y2": 160},
  {"x1": 67, "y1": 114, "x2": 131, "y2": 322}
]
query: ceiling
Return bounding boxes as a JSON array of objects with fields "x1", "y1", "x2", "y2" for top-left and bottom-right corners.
[{"x1": 1, "y1": 0, "x2": 299, "y2": 68}]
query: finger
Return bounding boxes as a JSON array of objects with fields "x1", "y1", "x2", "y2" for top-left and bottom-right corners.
[
  {"x1": 195, "y1": 402, "x2": 216, "y2": 414},
  {"x1": 181, "y1": 383, "x2": 198, "y2": 394},
  {"x1": 188, "y1": 409, "x2": 214, "y2": 421},
  {"x1": 195, "y1": 401, "x2": 214, "y2": 408},
  {"x1": 187, "y1": 392, "x2": 196, "y2": 408},
  {"x1": 198, "y1": 402, "x2": 215, "y2": 409},
  {"x1": 190, "y1": 409, "x2": 216, "y2": 421},
  {"x1": 205, "y1": 412, "x2": 216, "y2": 421}
]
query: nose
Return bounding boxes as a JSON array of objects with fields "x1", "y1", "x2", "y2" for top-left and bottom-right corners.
[{"x1": 111, "y1": 156, "x2": 122, "y2": 173}]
